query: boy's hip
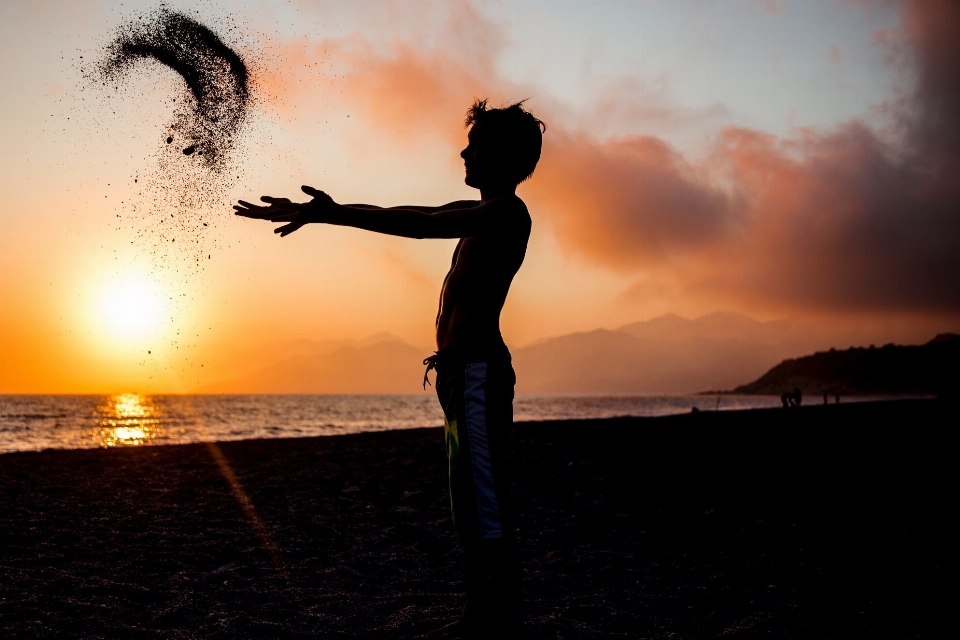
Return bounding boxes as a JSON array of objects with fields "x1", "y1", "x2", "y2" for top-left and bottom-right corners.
[{"x1": 423, "y1": 342, "x2": 515, "y2": 395}]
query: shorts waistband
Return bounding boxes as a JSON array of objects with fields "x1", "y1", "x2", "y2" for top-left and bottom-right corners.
[{"x1": 422, "y1": 343, "x2": 511, "y2": 388}]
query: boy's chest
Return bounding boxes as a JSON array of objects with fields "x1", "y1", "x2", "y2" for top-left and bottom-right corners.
[{"x1": 450, "y1": 237, "x2": 497, "y2": 275}]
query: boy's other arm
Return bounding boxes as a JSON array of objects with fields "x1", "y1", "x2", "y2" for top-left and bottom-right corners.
[
  {"x1": 329, "y1": 199, "x2": 511, "y2": 239},
  {"x1": 235, "y1": 186, "x2": 508, "y2": 239},
  {"x1": 345, "y1": 201, "x2": 480, "y2": 214}
]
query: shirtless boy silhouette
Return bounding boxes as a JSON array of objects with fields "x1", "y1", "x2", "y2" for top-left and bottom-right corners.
[{"x1": 235, "y1": 100, "x2": 545, "y2": 637}]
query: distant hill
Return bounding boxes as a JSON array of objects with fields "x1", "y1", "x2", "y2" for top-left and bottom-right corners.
[
  {"x1": 513, "y1": 313, "x2": 817, "y2": 394},
  {"x1": 202, "y1": 337, "x2": 428, "y2": 394},
  {"x1": 730, "y1": 334, "x2": 960, "y2": 396}
]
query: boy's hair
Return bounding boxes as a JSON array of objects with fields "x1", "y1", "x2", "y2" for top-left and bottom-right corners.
[{"x1": 465, "y1": 99, "x2": 545, "y2": 184}]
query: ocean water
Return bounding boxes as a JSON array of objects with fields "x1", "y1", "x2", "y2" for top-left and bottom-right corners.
[{"x1": 0, "y1": 393, "x2": 847, "y2": 454}]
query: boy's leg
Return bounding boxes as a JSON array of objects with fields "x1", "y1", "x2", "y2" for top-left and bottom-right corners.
[
  {"x1": 434, "y1": 359, "x2": 488, "y2": 634},
  {"x1": 480, "y1": 359, "x2": 522, "y2": 632},
  {"x1": 434, "y1": 355, "x2": 521, "y2": 635}
]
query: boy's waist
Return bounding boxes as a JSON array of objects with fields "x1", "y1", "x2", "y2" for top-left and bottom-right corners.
[
  {"x1": 422, "y1": 342, "x2": 511, "y2": 388},
  {"x1": 433, "y1": 341, "x2": 511, "y2": 365}
]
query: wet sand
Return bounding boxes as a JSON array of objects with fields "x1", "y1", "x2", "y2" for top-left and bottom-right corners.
[{"x1": 1, "y1": 399, "x2": 956, "y2": 639}]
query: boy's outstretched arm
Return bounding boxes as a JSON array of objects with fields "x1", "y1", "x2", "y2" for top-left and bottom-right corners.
[
  {"x1": 344, "y1": 201, "x2": 480, "y2": 214},
  {"x1": 234, "y1": 186, "x2": 505, "y2": 239}
]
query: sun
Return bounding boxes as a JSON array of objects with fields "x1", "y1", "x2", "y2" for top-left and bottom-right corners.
[{"x1": 97, "y1": 275, "x2": 167, "y2": 342}]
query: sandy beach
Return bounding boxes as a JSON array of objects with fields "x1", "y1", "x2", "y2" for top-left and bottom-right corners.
[{"x1": 1, "y1": 399, "x2": 956, "y2": 639}]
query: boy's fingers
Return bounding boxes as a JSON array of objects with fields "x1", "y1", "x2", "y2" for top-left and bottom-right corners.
[
  {"x1": 236, "y1": 201, "x2": 276, "y2": 214},
  {"x1": 270, "y1": 213, "x2": 297, "y2": 222},
  {"x1": 274, "y1": 222, "x2": 301, "y2": 236},
  {"x1": 301, "y1": 185, "x2": 319, "y2": 196},
  {"x1": 234, "y1": 207, "x2": 270, "y2": 219}
]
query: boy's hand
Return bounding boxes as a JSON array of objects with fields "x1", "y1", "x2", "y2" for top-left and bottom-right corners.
[{"x1": 234, "y1": 185, "x2": 337, "y2": 237}]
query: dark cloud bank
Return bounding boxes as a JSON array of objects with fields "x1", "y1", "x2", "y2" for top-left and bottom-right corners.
[{"x1": 528, "y1": 0, "x2": 960, "y2": 316}]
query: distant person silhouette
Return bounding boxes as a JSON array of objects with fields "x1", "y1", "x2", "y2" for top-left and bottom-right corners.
[
  {"x1": 823, "y1": 391, "x2": 828, "y2": 405},
  {"x1": 235, "y1": 99, "x2": 544, "y2": 637},
  {"x1": 781, "y1": 388, "x2": 803, "y2": 408}
]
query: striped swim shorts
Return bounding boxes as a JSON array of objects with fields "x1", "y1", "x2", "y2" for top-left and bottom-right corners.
[{"x1": 425, "y1": 344, "x2": 516, "y2": 543}]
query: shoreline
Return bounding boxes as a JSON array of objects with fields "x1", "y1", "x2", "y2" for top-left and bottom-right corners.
[
  {"x1": 1, "y1": 398, "x2": 955, "y2": 638},
  {"x1": 0, "y1": 394, "x2": 935, "y2": 457}
]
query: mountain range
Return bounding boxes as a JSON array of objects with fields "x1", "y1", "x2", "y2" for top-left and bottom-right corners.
[{"x1": 202, "y1": 312, "x2": 853, "y2": 394}]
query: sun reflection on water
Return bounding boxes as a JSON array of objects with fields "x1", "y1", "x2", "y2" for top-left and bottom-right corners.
[{"x1": 93, "y1": 393, "x2": 163, "y2": 447}]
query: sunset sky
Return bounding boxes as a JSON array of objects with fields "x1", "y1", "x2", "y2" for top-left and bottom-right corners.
[{"x1": 2, "y1": 0, "x2": 958, "y2": 393}]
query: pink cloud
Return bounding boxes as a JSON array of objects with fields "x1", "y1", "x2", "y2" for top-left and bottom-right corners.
[{"x1": 525, "y1": 131, "x2": 735, "y2": 267}]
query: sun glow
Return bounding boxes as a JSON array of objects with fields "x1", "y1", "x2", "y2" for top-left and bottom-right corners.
[{"x1": 96, "y1": 275, "x2": 167, "y2": 343}]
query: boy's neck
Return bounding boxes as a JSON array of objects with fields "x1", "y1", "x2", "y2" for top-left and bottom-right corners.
[{"x1": 480, "y1": 184, "x2": 517, "y2": 202}]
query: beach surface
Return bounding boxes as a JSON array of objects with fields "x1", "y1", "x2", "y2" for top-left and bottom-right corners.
[{"x1": 1, "y1": 399, "x2": 956, "y2": 638}]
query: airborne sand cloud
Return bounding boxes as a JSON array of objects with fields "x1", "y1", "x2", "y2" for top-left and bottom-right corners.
[{"x1": 258, "y1": 0, "x2": 960, "y2": 318}]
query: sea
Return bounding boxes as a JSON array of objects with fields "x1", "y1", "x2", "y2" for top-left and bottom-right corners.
[{"x1": 0, "y1": 393, "x2": 900, "y2": 455}]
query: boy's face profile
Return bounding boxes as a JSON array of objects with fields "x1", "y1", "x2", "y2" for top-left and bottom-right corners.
[{"x1": 461, "y1": 124, "x2": 513, "y2": 190}]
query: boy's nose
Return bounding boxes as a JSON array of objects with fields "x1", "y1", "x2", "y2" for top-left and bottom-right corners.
[{"x1": 460, "y1": 147, "x2": 469, "y2": 160}]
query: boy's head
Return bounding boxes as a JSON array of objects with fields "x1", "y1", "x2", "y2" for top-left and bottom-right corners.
[{"x1": 461, "y1": 99, "x2": 545, "y2": 189}]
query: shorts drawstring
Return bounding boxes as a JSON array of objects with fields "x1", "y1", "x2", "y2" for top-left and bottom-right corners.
[{"x1": 423, "y1": 353, "x2": 440, "y2": 389}]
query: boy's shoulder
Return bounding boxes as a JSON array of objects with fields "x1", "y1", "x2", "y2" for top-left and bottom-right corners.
[{"x1": 487, "y1": 194, "x2": 530, "y2": 222}]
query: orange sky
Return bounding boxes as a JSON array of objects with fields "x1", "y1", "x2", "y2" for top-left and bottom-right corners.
[{"x1": 1, "y1": 0, "x2": 958, "y2": 394}]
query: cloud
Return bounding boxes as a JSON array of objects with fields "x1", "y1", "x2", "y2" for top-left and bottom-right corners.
[
  {"x1": 900, "y1": 0, "x2": 960, "y2": 152},
  {"x1": 257, "y1": 0, "x2": 960, "y2": 317},
  {"x1": 254, "y1": 0, "x2": 511, "y2": 140},
  {"x1": 533, "y1": 0, "x2": 960, "y2": 314},
  {"x1": 704, "y1": 122, "x2": 960, "y2": 311},
  {"x1": 526, "y1": 131, "x2": 736, "y2": 267}
]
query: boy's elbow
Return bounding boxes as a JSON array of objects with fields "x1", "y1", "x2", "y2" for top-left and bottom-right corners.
[
  {"x1": 408, "y1": 223, "x2": 427, "y2": 239},
  {"x1": 413, "y1": 215, "x2": 437, "y2": 239}
]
